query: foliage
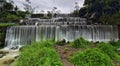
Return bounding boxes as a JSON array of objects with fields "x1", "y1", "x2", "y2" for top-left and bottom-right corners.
[
  {"x1": 15, "y1": 41, "x2": 63, "y2": 66},
  {"x1": 79, "y1": 0, "x2": 120, "y2": 24},
  {"x1": 70, "y1": 48, "x2": 113, "y2": 66},
  {"x1": 79, "y1": 7, "x2": 87, "y2": 17},
  {"x1": 0, "y1": 1, "x2": 28, "y2": 23},
  {"x1": 72, "y1": 10, "x2": 79, "y2": 17},
  {"x1": 99, "y1": 12, "x2": 120, "y2": 24},
  {"x1": 109, "y1": 39, "x2": 120, "y2": 48},
  {"x1": 98, "y1": 42, "x2": 120, "y2": 61},
  {"x1": 6, "y1": 14, "x2": 20, "y2": 21},
  {"x1": 47, "y1": 11, "x2": 52, "y2": 18},
  {"x1": 3, "y1": 2, "x2": 14, "y2": 11},
  {"x1": 17, "y1": 11, "x2": 29, "y2": 18},
  {"x1": 71, "y1": 37, "x2": 91, "y2": 48},
  {"x1": 0, "y1": 23, "x2": 18, "y2": 27}
]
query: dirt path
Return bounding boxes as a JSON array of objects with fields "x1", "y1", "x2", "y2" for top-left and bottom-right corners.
[{"x1": 55, "y1": 44, "x2": 78, "y2": 66}]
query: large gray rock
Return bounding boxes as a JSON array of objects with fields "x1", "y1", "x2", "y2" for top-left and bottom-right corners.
[{"x1": 3, "y1": 59, "x2": 14, "y2": 64}]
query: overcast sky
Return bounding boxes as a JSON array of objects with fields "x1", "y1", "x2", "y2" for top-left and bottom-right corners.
[{"x1": 11, "y1": 0, "x2": 85, "y2": 13}]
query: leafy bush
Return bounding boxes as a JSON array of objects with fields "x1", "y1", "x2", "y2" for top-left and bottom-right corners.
[
  {"x1": 16, "y1": 41, "x2": 63, "y2": 66},
  {"x1": 6, "y1": 14, "x2": 19, "y2": 20},
  {"x1": 71, "y1": 37, "x2": 91, "y2": 48},
  {"x1": 109, "y1": 39, "x2": 120, "y2": 48},
  {"x1": 98, "y1": 42, "x2": 120, "y2": 61},
  {"x1": 70, "y1": 48, "x2": 113, "y2": 66}
]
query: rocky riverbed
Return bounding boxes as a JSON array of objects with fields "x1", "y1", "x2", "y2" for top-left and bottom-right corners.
[{"x1": 0, "y1": 48, "x2": 19, "y2": 66}]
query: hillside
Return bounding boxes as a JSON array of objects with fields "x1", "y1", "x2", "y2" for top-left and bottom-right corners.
[{"x1": 79, "y1": 0, "x2": 120, "y2": 24}]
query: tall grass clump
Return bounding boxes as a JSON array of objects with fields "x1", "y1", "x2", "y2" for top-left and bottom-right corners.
[
  {"x1": 71, "y1": 37, "x2": 91, "y2": 48},
  {"x1": 15, "y1": 40, "x2": 63, "y2": 66},
  {"x1": 70, "y1": 48, "x2": 113, "y2": 66},
  {"x1": 98, "y1": 42, "x2": 120, "y2": 61}
]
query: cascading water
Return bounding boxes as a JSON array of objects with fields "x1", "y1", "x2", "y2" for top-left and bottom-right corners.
[{"x1": 5, "y1": 25, "x2": 118, "y2": 49}]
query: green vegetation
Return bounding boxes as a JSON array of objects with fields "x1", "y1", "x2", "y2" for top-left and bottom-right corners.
[
  {"x1": 70, "y1": 48, "x2": 113, "y2": 66},
  {"x1": 109, "y1": 39, "x2": 120, "y2": 48},
  {"x1": 0, "y1": 0, "x2": 28, "y2": 23},
  {"x1": 98, "y1": 42, "x2": 120, "y2": 61},
  {"x1": 15, "y1": 41, "x2": 63, "y2": 66},
  {"x1": 0, "y1": 23, "x2": 18, "y2": 27},
  {"x1": 14, "y1": 37, "x2": 120, "y2": 66},
  {"x1": 79, "y1": 0, "x2": 120, "y2": 24},
  {"x1": 70, "y1": 38, "x2": 120, "y2": 66},
  {"x1": 71, "y1": 37, "x2": 91, "y2": 48}
]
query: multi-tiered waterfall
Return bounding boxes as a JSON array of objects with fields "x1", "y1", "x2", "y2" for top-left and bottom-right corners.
[{"x1": 5, "y1": 25, "x2": 118, "y2": 49}]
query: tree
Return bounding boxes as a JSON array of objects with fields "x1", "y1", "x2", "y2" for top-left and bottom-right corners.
[
  {"x1": 79, "y1": 0, "x2": 120, "y2": 24},
  {"x1": 3, "y1": 2, "x2": 13, "y2": 11},
  {"x1": 47, "y1": 11, "x2": 52, "y2": 18},
  {"x1": 14, "y1": 6, "x2": 18, "y2": 11},
  {"x1": 71, "y1": 2, "x2": 80, "y2": 17},
  {"x1": 23, "y1": 0, "x2": 39, "y2": 14}
]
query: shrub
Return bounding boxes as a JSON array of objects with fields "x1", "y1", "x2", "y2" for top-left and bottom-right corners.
[
  {"x1": 71, "y1": 37, "x2": 91, "y2": 48},
  {"x1": 15, "y1": 41, "x2": 63, "y2": 66},
  {"x1": 98, "y1": 42, "x2": 120, "y2": 61},
  {"x1": 70, "y1": 48, "x2": 113, "y2": 66},
  {"x1": 109, "y1": 39, "x2": 120, "y2": 48},
  {"x1": 6, "y1": 14, "x2": 19, "y2": 20}
]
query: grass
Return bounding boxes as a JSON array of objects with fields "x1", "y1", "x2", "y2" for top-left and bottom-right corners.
[
  {"x1": 0, "y1": 23, "x2": 18, "y2": 27},
  {"x1": 70, "y1": 37, "x2": 91, "y2": 48},
  {"x1": 15, "y1": 37, "x2": 120, "y2": 66},
  {"x1": 70, "y1": 48, "x2": 113, "y2": 66},
  {"x1": 70, "y1": 38, "x2": 120, "y2": 66},
  {"x1": 15, "y1": 40, "x2": 63, "y2": 66},
  {"x1": 98, "y1": 42, "x2": 120, "y2": 61}
]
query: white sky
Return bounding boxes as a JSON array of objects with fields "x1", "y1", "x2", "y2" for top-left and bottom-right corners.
[{"x1": 11, "y1": 0, "x2": 85, "y2": 13}]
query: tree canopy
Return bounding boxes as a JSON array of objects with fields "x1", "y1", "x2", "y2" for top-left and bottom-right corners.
[{"x1": 79, "y1": 0, "x2": 120, "y2": 24}]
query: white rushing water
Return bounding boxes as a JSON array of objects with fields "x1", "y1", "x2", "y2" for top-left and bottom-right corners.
[{"x1": 5, "y1": 25, "x2": 118, "y2": 49}]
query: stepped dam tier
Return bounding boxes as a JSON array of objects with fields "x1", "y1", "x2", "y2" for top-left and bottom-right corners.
[{"x1": 5, "y1": 25, "x2": 118, "y2": 49}]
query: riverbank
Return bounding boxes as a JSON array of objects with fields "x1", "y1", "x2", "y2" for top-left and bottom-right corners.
[{"x1": 0, "y1": 49, "x2": 19, "y2": 66}]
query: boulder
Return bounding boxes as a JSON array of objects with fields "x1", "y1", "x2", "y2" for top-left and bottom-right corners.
[
  {"x1": 0, "y1": 54, "x2": 4, "y2": 58},
  {"x1": 60, "y1": 38, "x2": 66, "y2": 43},
  {"x1": 3, "y1": 59, "x2": 14, "y2": 64},
  {"x1": 11, "y1": 46, "x2": 19, "y2": 50}
]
